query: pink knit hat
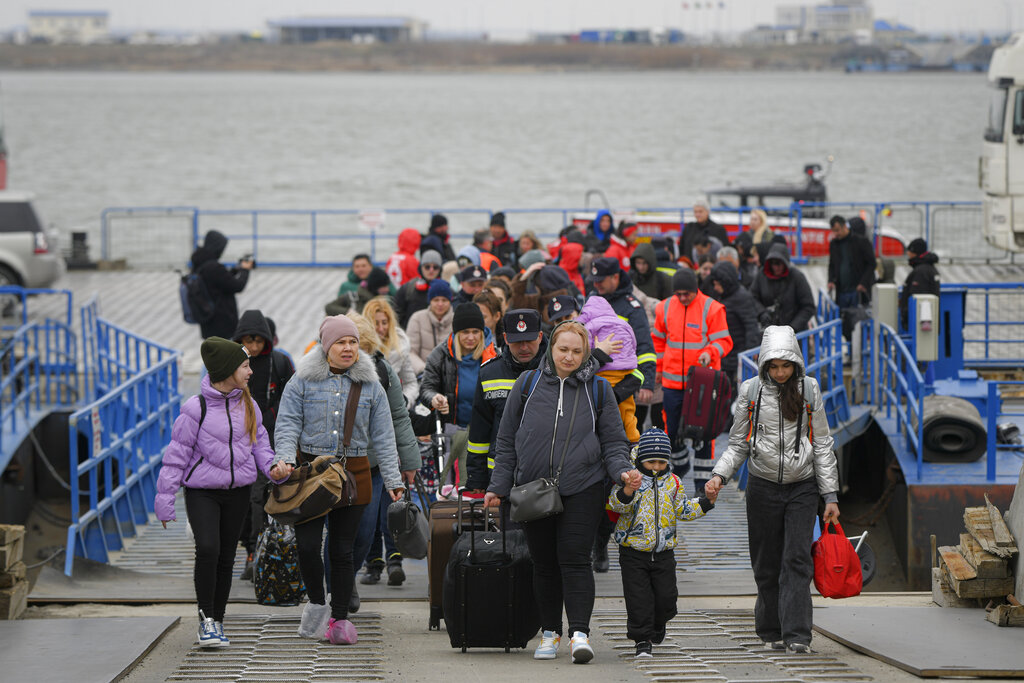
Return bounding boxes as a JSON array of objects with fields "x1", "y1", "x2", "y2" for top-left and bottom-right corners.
[{"x1": 319, "y1": 315, "x2": 360, "y2": 351}]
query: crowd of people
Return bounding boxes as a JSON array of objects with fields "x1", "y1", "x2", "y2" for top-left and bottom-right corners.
[{"x1": 157, "y1": 202, "x2": 931, "y2": 661}]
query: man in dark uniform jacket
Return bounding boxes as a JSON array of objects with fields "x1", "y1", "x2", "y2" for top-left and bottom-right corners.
[
  {"x1": 898, "y1": 238, "x2": 941, "y2": 330},
  {"x1": 588, "y1": 257, "x2": 657, "y2": 404},
  {"x1": 466, "y1": 309, "x2": 548, "y2": 491}
]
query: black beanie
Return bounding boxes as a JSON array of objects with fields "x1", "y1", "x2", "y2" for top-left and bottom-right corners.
[
  {"x1": 201, "y1": 337, "x2": 248, "y2": 383},
  {"x1": 452, "y1": 302, "x2": 485, "y2": 333},
  {"x1": 907, "y1": 238, "x2": 928, "y2": 255},
  {"x1": 672, "y1": 268, "x2": 698, "y2": 293},
  {"x1": 365, "y1": 267, "x2": 391, "y2": 293}
]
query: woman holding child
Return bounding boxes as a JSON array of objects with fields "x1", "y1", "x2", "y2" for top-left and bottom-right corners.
[
  {"x1": 705, "y1": 325, "x2": 840, "y2": 655},
  {"x1": 484, "y1": 320, "x2": 640, "y2": 665}
]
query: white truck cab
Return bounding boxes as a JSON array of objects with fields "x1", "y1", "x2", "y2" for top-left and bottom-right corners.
[{"x1": 981, "y1": 32, "x2": 1024, "y2": 251}]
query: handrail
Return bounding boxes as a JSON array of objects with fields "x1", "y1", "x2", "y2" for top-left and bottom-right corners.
[
  {"x1": 64, "y1": 303, "x2": 181, "y2": 576},
  {"x1": 0, "y1": 318, "x2": 78, "y2": 464},
  {"x1": 872, "y1": 320, "x2": 926, "y2": 481},
  {"x1": 98, "y1": 200, "x2": 1000, "y2": 268},
  {"x1": 0, "y1": 286, "x2": 74, "y2": 331},
  {"x1": 986, "y1": 381, "x2": 1024, "y2": 482}
]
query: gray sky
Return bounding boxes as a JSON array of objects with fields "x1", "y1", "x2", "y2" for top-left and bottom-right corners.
[{"x1": 1, "y1": 1, "x2": 1018, "y2": 36}]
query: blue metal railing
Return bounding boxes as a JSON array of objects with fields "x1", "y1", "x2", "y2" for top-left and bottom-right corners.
[
  {"x1": 946, "y1": 282, "x2": 1024, "y2": 368},
  {"x1": 986, "y1": 381, "x2": 1024, "y2": 482},
  {"x1": 64, "y1": 299, "x2": 181, "y2": 576},
  {"x1": 0, "y1": 288, "x2": 78, "y2": 466},
  {"x1": 0, "y1": 286, "x2": 74, "y2": 332},
  {"x1": 872, "y1": 320, "x2": 927, "y2": 481}
]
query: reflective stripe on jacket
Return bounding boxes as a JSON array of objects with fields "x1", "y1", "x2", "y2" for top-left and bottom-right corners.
[{"x1": 653, "y1": 290, "x2": 732, "y2": 390}]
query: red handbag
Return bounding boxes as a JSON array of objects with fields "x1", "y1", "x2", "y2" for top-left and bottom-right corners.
[{"x1": 812, "y1": 521, "x2": 863, "y2": 599}]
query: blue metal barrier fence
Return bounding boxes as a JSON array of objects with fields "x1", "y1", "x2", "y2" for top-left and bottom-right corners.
[{"x1": 64, "y1": 297, "x2": 181, "y2": 576}]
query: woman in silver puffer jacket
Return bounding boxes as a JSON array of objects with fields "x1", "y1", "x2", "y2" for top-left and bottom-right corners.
[{"x1": 706, "y1": 325, "x2": 840, "y2": 655}]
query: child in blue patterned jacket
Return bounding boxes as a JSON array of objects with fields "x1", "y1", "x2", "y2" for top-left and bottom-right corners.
[{"x1": 608, "y1": 428, "x2": 717, "y2": 659}]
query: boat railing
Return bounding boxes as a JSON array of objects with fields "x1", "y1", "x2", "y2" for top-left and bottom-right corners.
[
  {"x1": 64, "y1": 298, "x2": 181, "y2": 576},
  {"x1": 870, "y1": 320, "x2": 928, "y2": 481},
  {"x1": 944, "y1": 282, "x2": 1024, "y2": 368},
  {"x1": 97, "y1": 200, "x2": 1009, "y2": 269},
  {"x1": 0, "y1": 286, "x2": 74, "y2": 333}
]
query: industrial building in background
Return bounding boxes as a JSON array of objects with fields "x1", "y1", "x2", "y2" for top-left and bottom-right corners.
[
  {"x1": 27, "y1": 10, "x2": 109, "y2": 44},
  {"x1": 267, "y1": 16, "x2": 425, "y2": 44}
]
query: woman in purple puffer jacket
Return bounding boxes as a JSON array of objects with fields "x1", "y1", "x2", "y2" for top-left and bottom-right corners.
[{"x1": 156, "y1": 337, "x2": 292, "y2": 649}]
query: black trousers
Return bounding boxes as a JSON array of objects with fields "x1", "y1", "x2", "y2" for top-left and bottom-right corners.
[
  {"x1": 184, "y1": 486, "x2": 250, "y2": 622},
  {"x1": 521, "y1": 481, "x2": 605, "y2": 636},
  {"x1": 746, "y1": 475, "x2": 818, "y2": 646},
  {"x1": 294, "y1": 504, "x2": 367, "y2": 620},
  {"x1": 619, "y1": 546, "x2": 678, "y2": 643},
  {"x1": 634, "y1": 402, "x2": 665, "y2": 431}
]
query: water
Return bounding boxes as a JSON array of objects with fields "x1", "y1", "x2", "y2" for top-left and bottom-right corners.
[{"x1": 0, "y1": 69, "x2": 991, "y2": 258}]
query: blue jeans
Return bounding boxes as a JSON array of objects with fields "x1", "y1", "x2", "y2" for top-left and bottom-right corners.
[
  {"x1": 836, "y1": 291, "x2": 860, "y2": 309},
  {"x1": 352, "y1": 467, "x2": 400, "y2": 572}
]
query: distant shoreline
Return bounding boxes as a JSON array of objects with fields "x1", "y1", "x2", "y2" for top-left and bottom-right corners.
[{"x1": 0, "y1": 42, "x2": 894, "y2": 72}]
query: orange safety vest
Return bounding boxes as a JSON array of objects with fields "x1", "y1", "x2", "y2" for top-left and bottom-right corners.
[
  {"x1": 652, "y1": 290, "x2": 732, "y2": 390},
  {"x1": 479, "y1": 251, "x2": 502, "y2": 273}
]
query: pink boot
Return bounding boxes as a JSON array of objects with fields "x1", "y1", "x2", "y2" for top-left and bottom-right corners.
[{"x1": 325, "y1": 618, "x2": 358, "y2": 645}]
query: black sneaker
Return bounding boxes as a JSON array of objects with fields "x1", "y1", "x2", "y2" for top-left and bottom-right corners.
[
  {"x1": 239, "y1": 553, "x2": 254, "y2": 581},
  {"x1": 348, "y1": 583, "x2": 360, "y2": 614},
  {"x1": 652, "y1": 626, "x2": 666, "y2": 645},
  {"x1": 634, "y1": 641, "x2": 653, "y2": 659},
  {"x1": 387, "y1": 563, "x2": 406, "y2": 586},
  {"x1": 359, "y1": 558, "x2": 384, "y2": 585}
]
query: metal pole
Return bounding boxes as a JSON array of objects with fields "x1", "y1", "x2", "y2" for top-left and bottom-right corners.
[{"x1": 986, "y1": 380, "x2": 998, "y2": 482}]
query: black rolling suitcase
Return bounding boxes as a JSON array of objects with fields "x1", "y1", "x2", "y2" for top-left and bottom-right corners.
[{"x1": 442, "y1": 499, "x2": 539, "y2": 652}]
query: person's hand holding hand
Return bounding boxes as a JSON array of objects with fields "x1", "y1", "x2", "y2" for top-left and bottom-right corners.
[
  {"x1": 823, "y1": 502, "x2": 840, "y2": 524},
  {"x1": 269, "y1": 461, "x2": 293, "y2": 482},
  {"x1": 431, "y1": 395, "x2": 449, "y2": 414},
  {"x1": 704, "y1": 476, "x2": 723, "y2": 499},
  {"x1": 483, "y1": 492, "x2": 502, "y2": 508}
]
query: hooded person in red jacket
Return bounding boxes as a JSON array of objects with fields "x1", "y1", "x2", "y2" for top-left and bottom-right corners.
[
  {"x1": 604, "y1": 222, "x2": 638, "y2": 271},
  {"x1": 386, "y1": 228, "x2": 422, "y2": 288}
]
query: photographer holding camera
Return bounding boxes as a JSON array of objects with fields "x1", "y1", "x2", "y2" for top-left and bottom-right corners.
[
  {"x1": 750, "y1": 241, "x2": 816, "y2": 335},
  {"x1": 189, "y1": 230, "x2": 255, "y2": 340}
]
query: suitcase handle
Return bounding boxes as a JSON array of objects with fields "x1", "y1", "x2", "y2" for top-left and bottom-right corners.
[
  {"x1": 414, "y1": 472, "x2": 432, "y2": 521},
  {"x1": 458, "y1": 490, "x2": 505, "y2": 557}
]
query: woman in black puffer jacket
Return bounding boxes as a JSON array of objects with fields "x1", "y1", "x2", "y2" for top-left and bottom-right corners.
[{"x1": 485, "y1": 321, "x2": 638, "y2": 664}]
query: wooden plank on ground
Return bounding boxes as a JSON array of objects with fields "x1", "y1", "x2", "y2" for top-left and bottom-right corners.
[
  {"x1": 943, "y1": 563, "x2": 1016, "y2": 599},
  {"x1": 986, "y1": 604, "x2": 1024, "y2": 627},
  {"x1": 985, "y1": 493, "x2": 1017, "y2": 548},
  {"x1": 932, "y1": 567, "x2": 977, "y2": 608},
  {"x1": 938, "y1": 546, "x2": 977, "y2": 580},
  {"x1": 0, "y1": 580, "x2": 28, "y2": 620},
  {"x1": 0, "y1": 562, "x2": 26, "y2": 589},
  {"x1": 959, "y1": 533, "x2": 1010, "y2": 579},
  {"x1": 0, "y1": 526, "x2": 25, "y2": 546},
  {"x1": 0, "y1": 537, "x2": 24, "y2": 572},
  {"x1": 965, "y1": 507, "x2": 1017, "y2": 559}
]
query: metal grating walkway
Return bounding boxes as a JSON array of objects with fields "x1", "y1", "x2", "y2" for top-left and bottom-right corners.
[
  {"x1": 109, "y1": 495, "x2": 248, "y2": 579},
  {"x1": 166, "y1": 612, "x2": 387, "y2": 682},
  {"x1": 595, "y1": 609, "x2": 872, "y2": 682}
]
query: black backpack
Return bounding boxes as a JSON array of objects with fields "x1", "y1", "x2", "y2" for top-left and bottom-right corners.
[{"x1": 179, "y1": 268, "x2": 215, "y2": 325}]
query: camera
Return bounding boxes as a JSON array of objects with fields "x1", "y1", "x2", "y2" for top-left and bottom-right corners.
[{"x1": 239, "y1": 254, "x2": 256, "y2": 269}]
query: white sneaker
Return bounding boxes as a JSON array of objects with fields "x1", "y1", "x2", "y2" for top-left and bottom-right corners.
[
  {"x1": 569, "y1": 631, "x2": 594, "y2": 664},
  {"x1": 534, "y1": 630, "x2": 561, "y2": 660}
]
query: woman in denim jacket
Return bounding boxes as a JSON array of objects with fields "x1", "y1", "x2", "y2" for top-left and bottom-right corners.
[{"x1": 274, "y1": 315, "x2": 405, "y2": 645}]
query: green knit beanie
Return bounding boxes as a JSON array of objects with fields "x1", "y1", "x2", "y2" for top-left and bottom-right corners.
[{"x1": 201, "y1": 337, "x2": 249, "y2": 383}]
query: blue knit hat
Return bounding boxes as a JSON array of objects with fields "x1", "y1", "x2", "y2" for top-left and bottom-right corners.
[
  {"x1": 636, "y1": 428, "x2": 672, "y2": 464},
  {"x1": 427, "y1": 279, "x2": 453, "y2": 302}
]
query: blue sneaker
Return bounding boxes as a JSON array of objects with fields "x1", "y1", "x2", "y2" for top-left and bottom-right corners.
[
  {"x1": 197, "y1": 611, "x2": 224, "y2": 648},
  {"x1": 214, "y1": 621, "x2": 229, "y2": 646},
  {"x1": 534, "y1": 630, "x2": 561, "y2": 660}
]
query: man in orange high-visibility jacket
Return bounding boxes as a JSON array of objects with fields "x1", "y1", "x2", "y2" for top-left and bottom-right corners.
[{"x1": 653, "y1": 268, "x2": 733, "y2": 491}]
